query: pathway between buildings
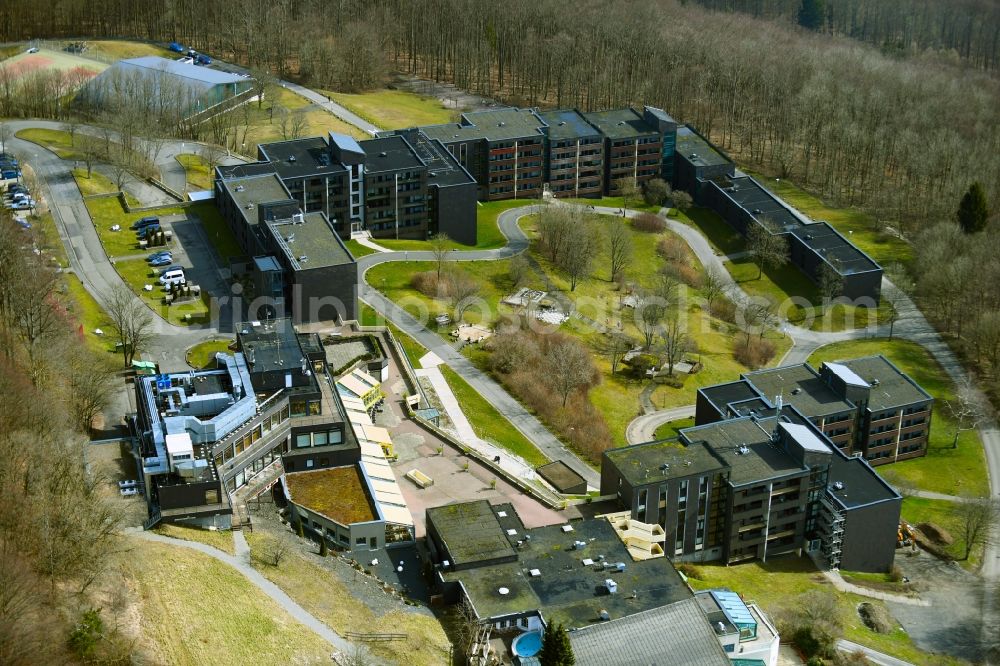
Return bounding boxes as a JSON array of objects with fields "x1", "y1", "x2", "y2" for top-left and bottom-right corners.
[
  {"x1": 131, "y1": 529, "x2": 367, "y2": 660},
  {"x1": 279, "y1": 81, "x2": 381, "y2": 136},
  {"x1": 414, "y1": 359, "x2": 539, "y2": 483},
  {"x1": 822, "y1": 569, "x2": 930, "y2": 607},
  {"x1": 837, "y1": 640, "x2": 915, "y2": 666},
  {"x1": 354, "y1": 235, "x2": 392, "y2": 253}
]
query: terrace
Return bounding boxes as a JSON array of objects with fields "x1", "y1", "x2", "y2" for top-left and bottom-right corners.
[{"x1": 283, "y1": 465, "x2": 377, "y2": 526}]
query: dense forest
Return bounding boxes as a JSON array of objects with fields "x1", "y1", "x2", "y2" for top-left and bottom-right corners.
[
  {"x1": 689, "y1": 0, "x2": 1000, "y2": 70},
  {"x1": 1, "y1": 0, "x2": 997, "y2": 235}
]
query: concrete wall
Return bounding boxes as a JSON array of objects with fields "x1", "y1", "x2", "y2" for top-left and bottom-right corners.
[
  {"x1": 158, "y1": 479, "x2": 223, "y2": 510},
  {"x1": 290, "y1": 262, "x2": 358, "y2": 323},
  {"x1": 840, "y1": 498, "x2": 900, "y2": 573},
  {"x1": 433, "y1": 181, "x2": 479, "y2": 246},
  {"x1": 292, "y1": 503, "x2": 385, "y2": 551}
]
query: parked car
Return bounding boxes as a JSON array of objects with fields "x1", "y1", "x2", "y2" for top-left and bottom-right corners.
[
  {"x1": 136, "y1": 225, "x2": 161, "y2": 239},
  {"x1": 130, "y1": 215, "x2": 159, "y2": 231},
  {"x1": 147, "y1": 250, "x2": 172, "y2": 262},
  {"x1": 0, "y1": 153, "x2": 17, "y2": 165},
  {"x1": 168, "y1": 42, "x2": 185, "y2": 53},
  {"x1": 6, "y1": 200, "x2": 35, "y2": 211},
  {"x1": 7, "y1": 184, "x2": 28, "y2": 194},
  {"x1": 1, "y1": 170, "x2": 21, "y2": 180},
  {"x1": 149, "y1": 255, "x2": 173, "y2": 267},
  {"x1": 26, "y1": 47, "x2": 38, "y2": 54},
  {"x1": 195, "y1": 54, "x2": 212, "y2": 65},
  {"x1": 159, "y1": 268, "x2": 186, "y2": 286},
  {"x1": 176, "y1": 56, "x2": 194, "y2": 65},
  {"x1": 15, "y1": 219, "x2": 31, "y2": 229}
]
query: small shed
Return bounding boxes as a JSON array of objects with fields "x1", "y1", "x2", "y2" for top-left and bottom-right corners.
[{"x1": 536, "y1": 460, "x2": 588, "y2": 495}]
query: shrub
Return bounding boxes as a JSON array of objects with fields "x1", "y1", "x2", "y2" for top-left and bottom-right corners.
[
  {"x1": 734, "y1": 338, "x2": 776, "y2": 369},
  {"x1": 659, "y1": 373, "x2": 687, "y2": 389},
  {"x1": 858, "y1": 602, "x2": 894, "y2": 634},
  {"x1": 632, "y1": 212, "x2": 666, "y2": 233},
  {"x1": 710, "y1": 298, "x2": 737, "y2": 323},
  {"x1": 656, "y1": 236, "x2": 688, "y2": 264},
  {"x1": 661, "y1": 262, "x2": 702, "y2": 289},
  {"x1": 676, "y1": 562, "x2": 701, "y2": 580},
  {"x1": 410, "y1": 271, "x2": 444, "y2": 297}
]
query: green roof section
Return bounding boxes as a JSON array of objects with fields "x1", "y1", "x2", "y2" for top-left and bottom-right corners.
[
  {"x1": 676, "y1": 125, "x2": 731, "y2": 167},
  {"x1": 419, "y1": 108, "x2": 546, "y2": 143},
  {"x1": 266, "y1": 211, "x2": 354, "y2": 269},
  {"x1": 427, "y1": 500, "x2": 516, "y2": 568},
  {"x1": 582, "y1": 108, "x2": 657, "y2": 140},
  {"x1": 604, "y1": 439, "x2": 727, "y2": 487}
]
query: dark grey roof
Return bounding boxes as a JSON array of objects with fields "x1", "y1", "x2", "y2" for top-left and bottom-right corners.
[
  {"x1": 604, "y1": 439, "x2": 727, "y2": 487},
  {"x1": 266, "y1": 211, "x2": 353, "y2": 270},
  {"x1": 837, "y1": 355, "x2": 933, "y2": 411},
  {"x1": 217, "y1": 162, "x2": 279, "y2": 179},
  {"x1": 827, "y1": 454, "x2": 901, "y2": 509},
  {"x1": 680, "y1": 417, "x2": 807, "y2": 486},
  {"x1": 537, "y1": 109, "x2": 602, "y2": 141},
  {"x1": 237, "y1": 318, "x2": 308, "y2": 373},
  {"x1": 745, "y1": 364, "x2": 854, "y2": 418},
  {"x1": 427, "y1": 500, "x2": 515, "y2": 567},
  {"x1": 676, "y1": 126, "x2": 730, "y2": 167},
  {"x1": 216, "y1": 172, "x2": 294, "y2": 229},
  {"x1": 258, "y1": 136, "x2": 346, "y2": 179},
  {"x1": 699, "y1": 380, "x2": 761, "y2": 415},
  {"x1": 582, "y1": 108, "x2": 658, "y2": 140},
  {"x1": 407, "y1": 133, "x2": 477, "y2": 187},
  {"x1": 715, "y1": 176, "x2": 804, "y2": 233},
  {"x1": 420, "y1": 108, "x2": 546, "y2": 143},
  {"x1": 360, "y1": 135, "x2": 424, "y2": 173},
  {"x1": 791, "y1": 222, "x2": 881, "y2": 275},
  {"x1": 443, "y1": 517, "x2": 691, "y2": 627},
  {"x1": 569, "y1": 598, "x2": 730, "y2": 666}
]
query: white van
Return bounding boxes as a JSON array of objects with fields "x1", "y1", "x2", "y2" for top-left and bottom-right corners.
[{"x1": 159, "y1": 268, "x2": 186, "y2": 286}]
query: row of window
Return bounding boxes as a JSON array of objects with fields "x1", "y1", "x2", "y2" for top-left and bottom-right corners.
[
  {"x1": 215, "y1": 404, "x2": 290, "y2": 465},
  {"x1": 294, "y1": 429, "x2": 344, "y2": 449}
]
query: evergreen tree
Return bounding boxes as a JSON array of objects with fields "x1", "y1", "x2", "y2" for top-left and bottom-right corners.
[
  {"x1": 957, "y1": 182, "x2": 990, "y2": 234},
  {"x1": 539, "y1": 622, "x2": 575, "y2": 666},
  {"x1": 797, "y1": 0, "x2": 825, "y2": 31}
]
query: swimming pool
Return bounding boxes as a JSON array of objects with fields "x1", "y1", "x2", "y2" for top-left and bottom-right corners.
[{"x1": 512, "y1": 629, "x2": 542, "y2": 658}]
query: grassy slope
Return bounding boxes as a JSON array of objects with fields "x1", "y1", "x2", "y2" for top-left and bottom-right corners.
[
  {"x1": 154, "y1": 524, "x2": 235, "y2": 555},
  {"x1": 175, "y1": 153, "x2": 214, "y2": 190},
  {"x1": 652, "y1": 416, "x2": 695, "y2": 440},
  {"x1": 123, "y1": 539, "x2": 330, "y2": 666},
  {"x1": 324, "y1": 88, "x2": 456, "y2": 129},
  {"x1": 72, "y1": 168, "x2": 120, "y2": 197},
  {"x1": 246, "y1": 537, "x2": 452, "y2": 666},
  {"x1": 15, "y1": 128, "x2": 84, "y2": 160},
  {"x1": 808, "y1": 339, "x2": 987, "y2": 497},
  {"x1": 439, "y1": 365, "x2": 549, "y2": 467},
  {"x1": 343, "y1": 239, "x2": 377, "y2": 258},
  {"x1": 686, "y1": 557, "x2": 968, "y2": 666},
  {"x1": 248, "y1": 87, "x2": 366, "y2": 144}
]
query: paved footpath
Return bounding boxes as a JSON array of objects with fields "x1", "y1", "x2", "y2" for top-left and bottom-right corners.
[{"x1": 132, "y1": 529, "x2": 371, "y2": 661}]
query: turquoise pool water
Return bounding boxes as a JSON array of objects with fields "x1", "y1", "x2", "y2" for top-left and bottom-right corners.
[{"x1": 512, "y1": 629, "x2": 542, "y2": 657}]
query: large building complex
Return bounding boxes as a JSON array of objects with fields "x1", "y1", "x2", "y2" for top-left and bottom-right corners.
[
  {"x1": 697, "y1": 355, "x2": 933, "y2": 465},
  {"x1": 132, "y1": 319, "x2": 413, "y2": 545},
  {"x1": 601, "y1": 402, "x2": 902, "y2": 573}
]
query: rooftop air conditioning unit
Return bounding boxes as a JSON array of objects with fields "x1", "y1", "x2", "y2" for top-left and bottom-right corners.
[{"x1": 833, "y1": 481, "x2": 845, "y2": 490}]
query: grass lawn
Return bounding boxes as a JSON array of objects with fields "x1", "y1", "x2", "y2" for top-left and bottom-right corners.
[
  {"x1": 175, "y1": 153, "x2": 214, "y2": 190},
  {"x1": 678, "y1": 207, "x2": 744, "y2": 256},
  {"x1": 115, "y1": 258, "x2": 210, "y2": 326},
  {"x1": 86, "y1": 40, "x2": 173, "y2": 60},
  {"x1": 901, "y1": 497, "x2": 981, "y2": 568},
  {"x1": 374, "y1": 199, "x2": 525, "y2": 252},
  {"x1": 808, "y1": 339, "x2": 988, "y2": 497},
  {"x1": 28, "y1": 210, "x2": 68, "y2": 266},
  {"x1": 122, "y1": 539, "x2": 330, "y2": 666},
  {"x1": 247, "y1": 87, "x2": 367, "y2": 144},
  {"x1": 245, "y1": 537, "x2": 451, "y2": 666},
  {"x1": 72, "y1": 168, "x2": 122, "y2": 197},
  {"x1": 324, "y1": 88, "x2": 456, "y2": 129},
  {"x1": 185, "y1": 338, "x2": 235, "y2": 369},
  {"x1": 388, "y1": 322, "x2": 429, "y2": 369},
  {"x1": 358, "y1": 301, "x2": 384, "y2": 327},
  {"x1": 63, "y1": 274, "x2": 116, "y2": 355},
  {"x1": 685, "y1": 556, "x2": 967, "y2": 666},
  {"x1": 653, "y1": 416, "x2": 695, "y2": 440},
  {"x1": 344, "y1": 239, "x2": 377, "y2": 258},
  {"x1": 154, "y1": 523, "x2": 235, "y2": 555},
  {"x1": 439, "y1": 365, "x2": 549, "y2": 468},
  {"x1": 747, "y1": 170, "x2": 913, "y2": 268},
  {"x1": 15, "y1": 128, "x2": 85, "y2": 160},
  {"x1": 85, "y1": 196, "x2": 177, "y2": 257}
]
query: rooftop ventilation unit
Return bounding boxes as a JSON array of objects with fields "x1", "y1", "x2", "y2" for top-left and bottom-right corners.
[
  {"x1": 690, "y1": 153, "x2": 698, "y2": 159},
  {"x1": 717, "y1": 622, "x2": 726, "y2": 633},
  {"x1": 288, "y1": 155, "x2": 296, "y2": 162},
  {"x1": 659, "y1": 463, "x2": 669, "y2": 471},
  {"x1": 246, "y1": 203, "x2": 254, "y2": 210},
  {"x1": 285, "y1": 233, "x2": 295, "y2": 243},
  {"x1": 379, "y1": 151, "x2": 387, "y2": 157},
  {"x1": 791, "y1": 387, "x2": 802, "y2": 395},
  {"x1": 298, "y1": 255, "x2": 307, "y2": 263},
  {"x1": 833, "y1": 481, "x2": 845, "y2": 490},
  {"x1": 573, "y1": 540, "x2": 587, "y2": 550},
  {"x1": 599, "y1": 609, "x2": 610, "y2": 621},
  {"x1": 235, "y1": 185, "x2": 245, "y2": 192},
  {"x1": 871, "y1": 379, "x2": 880, "y2": 386},
  {"x1": 292, "y1": 212, "x2": 305, "y2": 224},
  {"x1": 737, "y1": 444, "x2": 750, "y2": 456},
  {"x1": 605, "y1": 579, "x2": 618, "y2": 594}
]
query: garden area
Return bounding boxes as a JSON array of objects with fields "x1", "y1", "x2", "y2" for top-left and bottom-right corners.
[{"x1": 185, "y1": 338, "x2": 235, "y2": 369}]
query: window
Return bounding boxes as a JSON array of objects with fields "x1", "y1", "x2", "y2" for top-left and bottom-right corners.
[
  {"x1": 306, "y1": 459, "x2": 314, "y2": 469},
  {"x1": 205, "y1": 490, "x2": 219, "y2": 504},
  {"x1": 313, "y1": 432, "x2": 328, "y2": 446},
  {"x1": 295, "y1": 434, "x2": 311, "y2": 449},
  {"x1": 356, "y1": 536, "x2": 366, "y2": 545}
]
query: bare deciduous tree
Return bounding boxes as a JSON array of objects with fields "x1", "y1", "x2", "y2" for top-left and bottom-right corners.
[
  {"x1": 747, "y1": 219, "x2": 789, "y2": 280},
  {"x1": 508, "y1": 254, "x2": 530, "y2": 288},
  {"x1": 430, "y1": 232, "x2": 451, "y2": 281},
  {"x1": 104, "y1": 284, "x2": 154, "y2": 366},
  {"x1": 954, "y1": 498, "x2": 999, "y2": 561},
  {"x1": 701, "y1": 265, "x2": 728, "y2": 310},
  {"x1": 945, "y1": 377, "x2": 991, "y2": 448},
  {"x1": 64, "y1": 349, "x2": 119, "y2": 434},
  {"x1": 615, "y1": 177, "x2": 640, "y2": 216},
  {"x1": 545, "y1": 336, "x2": 595, "y2": 407},
  {"x1": 658, "y1": 316, "x2": 690, "y2": 377},
  {"x1": 558, "y1": 219, "x2": 601, "y2": 291},
  {"x1": 447, "y1": 269, "x2": 481, "y2": 321},
  {"x1": 607, "y1": 218, "x2": 633, "y2": 283}
]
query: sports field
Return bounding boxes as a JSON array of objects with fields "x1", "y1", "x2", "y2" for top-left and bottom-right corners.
[{"x1": 0, "y1": 47, "x2": 106, "y2": 85}]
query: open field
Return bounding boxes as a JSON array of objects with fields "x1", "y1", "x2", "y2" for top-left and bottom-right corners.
[
  {"x1": 0, "y1": 47, "x2": 105, "y2": 85},
  {"x1": 325, "y1": 88, "x2": 457, "y2": 129},
  {"x1": 901, "y1": 497, "x2": 982, "y2": 568},
  {"x1": 63, "y1": 274, "x2": 115, "y2": 355},
  {"x1": 246, "y1": 534, "x2": 452, "y2": 666},
  {"x1": 73, "y1": 167, "x2": 122, "y2": 197},
  {"x1": 83, "y1": 40, "x2": 174, "y2": 61},
  {"x1": 185, "y1": 338, "x2": 235, "y2": 369},
  {"x1": 115, "y1": 258, "x2": 210, "y2": 326},
  {"x1": 686, "y1": 556, "x2": 968, "y2": 666},
  {"x1": 121, "y1": 539, "x2": 330, "y2": 666},
  {"x1": 175, "y1": 153, "x2": 214, "y2": 190},
  {"x1": 808, "y1": 339, "x2": 988, "y2": 497}
]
